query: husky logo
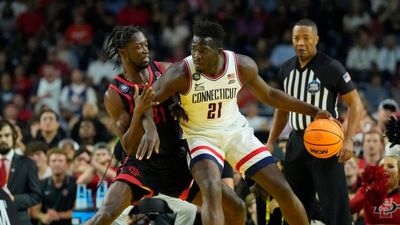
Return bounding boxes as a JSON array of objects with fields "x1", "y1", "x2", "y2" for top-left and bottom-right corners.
[
  {"x1": 119, "y1": 84, "x2": 129, "y2": 93},
  {"x1": 307, "y1": 80, "x2": 320, "y2": 95},
  {"x1": 155, "y1": 71, "x2": 162, "y2": 78}
]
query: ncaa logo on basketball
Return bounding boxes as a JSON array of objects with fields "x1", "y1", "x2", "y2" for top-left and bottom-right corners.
[
  {"x1": 119, "y1": 84, "x2": 129, "y2": 93},
  {"x1": 307, "y1": 80, "x2": 320, "y2": 95}
]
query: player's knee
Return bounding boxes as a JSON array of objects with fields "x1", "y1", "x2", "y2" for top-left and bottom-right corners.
[{"x1": 199, "y1": 179, "x2": 223, "y2": 197}]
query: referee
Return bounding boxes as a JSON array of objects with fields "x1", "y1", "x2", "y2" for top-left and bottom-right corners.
[{"x1": 266, "y1": 19, "x2": 363, "y2": 225}]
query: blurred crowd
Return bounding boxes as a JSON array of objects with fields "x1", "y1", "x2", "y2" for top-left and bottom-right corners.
[{"x1": 0, "y1": 0, "x2": 400, "y2": 224}]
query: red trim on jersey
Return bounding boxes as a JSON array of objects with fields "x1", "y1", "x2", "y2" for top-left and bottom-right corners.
[
  {"x1": 236, "y1": 147, "x2": 268, "y2": 172},
  {"x1": 114, "y1": 75, "x2": 137, "y2": 87},
  {"x1": 178, "y1": 179, "x2": 194, "y2": 200},
  {"x1": 182, "y1": 59, "x2": 192, "y2": 96},
  {"x1": 202, "y1": 51, "x2": 228, "y2": 80},
  {"x1": 113, "y1": 174, "x2": 155, "y2": 201},
  {"x1": 109, "y1": 84, "x2": 134, "y2": 114},
  {"x1": 190, "y1": 145, "x2": 224, "y2": 162},
  {"x1": 154, "y1": 61, "x2": 166, "y2": 73},
  {"x1": 234, "y1": 53, "x2": 244, "y2": 87},
  {"x1": 114, "y1": 71, "x2": 154, "y2": 88},
  {"x1": 147, "y1": 64, "x2": 155, "y2": 86}
]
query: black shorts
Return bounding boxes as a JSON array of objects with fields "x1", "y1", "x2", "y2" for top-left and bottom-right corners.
[{"x1": 113, "y1": 152, "x2": 193, "y2": 204}]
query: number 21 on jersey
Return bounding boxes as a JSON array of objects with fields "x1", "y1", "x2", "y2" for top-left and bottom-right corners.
[{"x1": 207, "y1": 102, "x2": 222, "y2": 119}]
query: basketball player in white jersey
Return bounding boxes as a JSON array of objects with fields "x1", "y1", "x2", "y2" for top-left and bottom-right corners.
[{"x1": 150, "y1": 21, "x2": 330, "y2": 225}]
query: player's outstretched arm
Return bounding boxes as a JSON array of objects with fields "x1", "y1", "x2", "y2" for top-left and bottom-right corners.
[
  {"x1": 152, "y1": 61, "x2": 189, "y2": 103},
  {"x1": 237, "y1": 54, "x2": 330, "y2": 118}
]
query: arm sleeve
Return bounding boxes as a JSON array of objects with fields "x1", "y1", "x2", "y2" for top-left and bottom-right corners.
[
  {"x1": 330, "y1": 59, "x2": 355, "y2": 95},
  {"x1": 349, "y1": 189, "x2": 366, "y2": 214}
]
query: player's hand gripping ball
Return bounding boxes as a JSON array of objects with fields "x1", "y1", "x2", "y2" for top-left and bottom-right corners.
[{"x1": 303, "y1": 119, "x2": 344, "y2": 158}]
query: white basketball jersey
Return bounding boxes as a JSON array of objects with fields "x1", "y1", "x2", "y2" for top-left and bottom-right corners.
[{"x1": 180, "y1": 50, "x2": 244, "y2": 137}]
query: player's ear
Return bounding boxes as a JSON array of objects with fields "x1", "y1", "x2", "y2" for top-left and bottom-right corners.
[{"x1": 118, "y1": 48, "x2": 126, "y2": 58}]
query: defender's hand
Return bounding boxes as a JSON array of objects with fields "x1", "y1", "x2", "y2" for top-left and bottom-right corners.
[
  {"x1": 136, "y1": 127, "x2": 160, "y2": 160},
  {"x1": 133, "y1": 84, "x2": 159, "y2": 116}
]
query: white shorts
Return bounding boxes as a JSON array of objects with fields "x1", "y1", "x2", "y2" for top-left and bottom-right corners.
[{"x1": 186, "y1": 116, "x2": 275, "y2": 176}]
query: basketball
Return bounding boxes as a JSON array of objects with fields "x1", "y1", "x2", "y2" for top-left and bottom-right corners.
[{"x1": 303, "y1": 119, "x2": 344, "y2": 158}]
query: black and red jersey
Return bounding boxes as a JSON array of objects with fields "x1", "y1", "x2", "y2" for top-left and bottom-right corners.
[
  {"x1": 109, "y1": 61, "x2": 192, "y2": 199},
  {"x1": 109, "y1": 61, "x2": 184, "y2": 158}
]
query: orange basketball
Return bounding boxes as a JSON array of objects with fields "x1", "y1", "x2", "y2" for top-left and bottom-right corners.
[{"x1": 303, "y1": 119, "x2": 344, "y2": 158}]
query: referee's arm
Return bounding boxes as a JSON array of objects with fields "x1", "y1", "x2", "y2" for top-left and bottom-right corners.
[
  {"x1": 266, "y1": 109, "x2": 288, "y2": 152},
  {"x1": 338, "y1": 89, "x2": 363, "y2": 162}
]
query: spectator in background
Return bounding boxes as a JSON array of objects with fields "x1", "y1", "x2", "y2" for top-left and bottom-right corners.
[
  {"x1": 161, "y1": 14, "x2": 190, "y2": 50},
  {"x1": 0, "y1": 72, "x2": 15, "y2": 108},
  {"x1": 75, "y1": 119, "x2": 98, "y2": 151},
  {"x1": 346, "y1": 27, "x2": 378, "y2": 81},
  {"x1": 87, "y1": 50, "x2": 118, "y2": 86},
  {"x1": 54, "y1": 38, "x2": 79, "y2": 70},
  {"x1": 2, "y1": 102, "x2": 19, "y2": 123},
  {"x1": 360, "y1": 72, "x2": 390, "y2": 112},
  {"x1": 244, "y1": 101, "x2": 269, "y2": 132},
  {"x1": 359, "y1": 130, "x2": 385, "y2": 171},
  {"x1": 32, "y1": 109, "x2": 66, "y2": 148},
  {"x1": 58, "y1": 138, "x2": 79, "y2": 163},
  {"x1": 31, "y1": 148, "x2": 77, "y2": 225},
  {"x1": 16, "y1": 0, "x2": 44, "y2": 37},
  {"x1": 14, "y1": 65, "x2": 33, "y2": 98},
  {"x1": 0, "y1": 0, "x2": 27, "y2": 34},
  {"x1": 116, "y1": 0, "x2": 150, "y2": 27},
  {"x1": 342, "y1": 0, "x2": 371, "y2": 33},
  {"x1": 76, "y1": 143, "x2": 116, "y2": 190},
  {"x1": 245, "y1": 193, "x2": 257, "y2": 225},
  {"x1": 270, "y1": 29, "x2": 296, "y2": 71},
  {"x1": 375, "y1": 98, "x2": 399, "y2": 131},
  {"x1": 0, "y1": 119, "x2": 41, "y2": 225},
  {"x1": 344, "y1": 156, "x2": 361, "y2": 196},
  {"x1": 25, "y1": 141, "x2": 51, "y2": 180},
  {"x1": 71, "y1": 148, "x2": 91, "y2": 180},
  {"x1": 60, "y1": 69, "x2": 97, "y2": 119},
  {"x1": 64, "y1": 10, "x2": 93, "y2": 46},
  {"x1": 30, "y1": 63, "x2": 62, "y2": 114},
  {"x1": 70, "y1": 103, "x2": 112, "y2": 144},
  {"x1": 377, "y1": 34, "x2": 400, "y2": 79},
  {"x1": 12, "y1": 93, "x2": 32, "y2": 124}
]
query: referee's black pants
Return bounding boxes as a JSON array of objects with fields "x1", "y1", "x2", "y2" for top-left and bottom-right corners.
[{"x1": 284, "y1": 131, "x2": 352, "y2": 225}]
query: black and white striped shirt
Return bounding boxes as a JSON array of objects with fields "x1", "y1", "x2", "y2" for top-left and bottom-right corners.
[{"x1": 277, "y1": 51, "x2": 355, "y2": 131}]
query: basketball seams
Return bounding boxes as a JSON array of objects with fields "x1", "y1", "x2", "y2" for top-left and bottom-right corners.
[
  {"x1": 303, "y1": 119, "x2": 344, "y2": 158},
  {"x1": 303, "y1": 139, "x2": 342, "y2": 146},
  {"x1": 304, "y1": 128, "x2": 344, "y2": 143}
]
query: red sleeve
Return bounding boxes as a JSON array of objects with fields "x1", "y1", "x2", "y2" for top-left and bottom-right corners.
[
  {"x1": 154, "y1": 61, "x2": 167, "y2": 73},
  {"x1": 350, "y1": 189, "x2": 366, "y2": 214}
]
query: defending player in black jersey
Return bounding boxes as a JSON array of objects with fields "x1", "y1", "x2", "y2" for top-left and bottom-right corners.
[{"x1": 84, "y1": 26, "x2": 245, "y2": 225}]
